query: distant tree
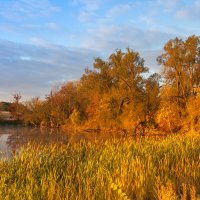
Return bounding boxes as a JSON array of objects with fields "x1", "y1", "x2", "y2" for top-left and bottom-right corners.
[
  {"x1": 9, "y1": 93, "x2": 23, "y2": 120},
  {"x1": 23, "y1": 97, "x2": 45, "y2": 126},
  {"x1": 0, "y1": 102, "x2": 11, "y2": 111},
  {"x1": 44, "y1": 81, "x2": 80, "y2": 127},
  {"x1": 13, "y1": 93, "x2": 22, "y2": 104}
]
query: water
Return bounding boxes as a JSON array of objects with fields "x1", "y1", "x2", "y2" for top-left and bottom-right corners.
[
  {"x1": 0, "y1": 126, "x2": 69, "y2": 158},
  {"x1": 0, "y1": 126, "x2": 121, "y2": 158}
]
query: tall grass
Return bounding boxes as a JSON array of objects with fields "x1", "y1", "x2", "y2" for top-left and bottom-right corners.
[{"x1": 0, "y1": 134, "x2": 199, "y2": 199}]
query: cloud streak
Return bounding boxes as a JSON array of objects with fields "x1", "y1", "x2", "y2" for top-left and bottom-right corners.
[
  {"x1": 82, "y1": 24, "x2": 174, "y2": 51},
  {"x1": 72, "y1": 0, "x2": 102, "y2": 22},
  {"x1": 0, "y1": 0, "x2": 59, "y2": 21},
  {"x1": 0, "y1": 40, "x2": 97, "y2": 101},
  {"x1": 176, "y1": 0, "x2": 200, "y2": 20}
]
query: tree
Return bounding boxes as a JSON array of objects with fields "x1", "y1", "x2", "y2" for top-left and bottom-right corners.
[
  {"x1": 109, "y1": 49, "x2": 150, "y2": 132},
  {"x1": 157, "y1": 35, "x2": 200, "y2": 132},
  {"x1": 70, "y1": 108, "x2": 81, "y2": 128},
  {"x1": 157, "y1": 35, "x2": 200, "y2": 102},
  {"x1": 9, "y1": 93, "x2": 23, "y2": 120},
  {"x1": 44, "y1": 81, "x2": 79, "y2": 127},
  {"x1": 156, "y1": 85, "x2": 183, "y2": 132},
  {"x1": 79, "y1": 48, "x2": 150, "y2": 131},
  {"x1": 24, "y1": 97, "x2": 45, "y2": 126},
  {"x1": 145, "y1": 73, "x2": 160, "y2": 119},
  {"x1": 186, "y1": 93, "x2": 200, "y2": 133}
]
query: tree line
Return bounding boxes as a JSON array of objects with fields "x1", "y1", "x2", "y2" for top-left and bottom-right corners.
[{"x1": 7, "y1": 35, "x2": 200, "y2": 135}]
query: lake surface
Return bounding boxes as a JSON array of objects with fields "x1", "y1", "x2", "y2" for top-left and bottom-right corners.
[
  {"x1": 0, "y1": 126, "x2": 120, "y2": 158},
  {"x1": 0, "y1": 126, "x2": 71, "y2": 158}
]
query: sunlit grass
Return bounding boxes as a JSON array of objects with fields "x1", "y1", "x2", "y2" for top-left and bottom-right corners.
[{"x1": 0, "y1": 134, "x2": 199, "y2": 199}]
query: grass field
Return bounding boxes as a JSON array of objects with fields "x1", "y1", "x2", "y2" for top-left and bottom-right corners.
[{"x1": 0, "y1": 133, "x2": 199, "y2": 200}]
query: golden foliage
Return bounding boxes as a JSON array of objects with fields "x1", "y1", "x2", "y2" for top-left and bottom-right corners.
[
  {"x1": 156, "y1": 100, "x2": 182, "y2": 132},
  {"x1": 186, "y1": 94, "x2": 200, "y2": 132}
]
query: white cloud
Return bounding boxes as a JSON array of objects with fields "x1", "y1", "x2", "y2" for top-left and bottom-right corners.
[
  {"x1": 106, "y1": 4, "x2": 133, "y2": 18},
  {"x1": 0, "y1": 0, "x2": 60, "y2": 20},
  {"x1": 82, "y1": 24, "x2": 173, "y2": 52},
  {"x1": 30, "y1": 37, "x2": 52, "y2": 48},
  {"x1": 140, "y1": 15, "x2": 154, "y2": 26},
  {"x1": 19, "y1": 56, "x2": 32, "y2": 61},
  {"x1": 176, "y1": 0, "x2": 200, "y2": 20},
  {"x1": 46, "y1": 22, "x2": 60, "y2": 31},
  {"x1": 140, "y1": 50, "x2": 163, "y2": 73},
  {"x1": 94, "y1": 2, "x2": 139, "y2": 26},
  {"x1": 176, "y1": 9, "x2": 188, "y2": 18},
  {"x1": 156, "y1": 0, "x2": 180, "y2": 12},
  {"x1": 72, "y1": 0, "x2": 103, "y2": 22},
  {"x1": 79, "y1": 24, "x2": 172, "y2": 74}
]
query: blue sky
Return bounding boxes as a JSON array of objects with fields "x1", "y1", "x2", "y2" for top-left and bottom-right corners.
[{"x1": 0, "y1": 0, "x2": 200, "y2": 101}]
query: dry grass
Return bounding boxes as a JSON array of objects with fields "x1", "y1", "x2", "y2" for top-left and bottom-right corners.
[{"x1": 0, "y1": 133, "x2": 199, "y2": 199}]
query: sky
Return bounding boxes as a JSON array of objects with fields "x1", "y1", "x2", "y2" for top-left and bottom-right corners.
[{"x1": 0, "y1": 0, "x2": 200, "y2": 102}]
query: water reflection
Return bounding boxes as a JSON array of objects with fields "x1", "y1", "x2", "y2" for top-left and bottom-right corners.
[
  {"x1": 0, "y1": 126, "x2": 122, "y2": 158},
  {"x1": 0, "y1": 126, "x2": 68, "y2": 158}
]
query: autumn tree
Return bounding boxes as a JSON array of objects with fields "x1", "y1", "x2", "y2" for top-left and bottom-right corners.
[
  {"x1": 9, "y1": 93, "x2": 23, "y2": 120},
  {"x1": 24, "y1": 97, "x2": 45, "y2": 126},
  {"x1": 143, "y1": 73, "x2": 160, "y2": 124},
  {"x1": 78, "y1": 56, "x2": 116, "y2": 128},
  {"x1": 79, "y1": 48, "x2": 152, "y2": 131},
  {"x1": 156, "y1": 85, "x2": 183, "y2": 132},
  {"x1": 157, "y1": 35, "x2": 200, "y2": 102},
  {"x1": 109, "y1": 49, "x2": 150, "y2": 132},
  {"x1": 43, "y1": 81, "x2": 80, "y2": 127},
  {"x1": 157, "y1": 35, "x2": 200, "y2": 132},
  {"x1": 186, "y1": 91, "x2": 200, "y2": 133}
]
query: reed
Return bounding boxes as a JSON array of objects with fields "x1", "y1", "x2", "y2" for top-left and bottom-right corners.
[{"x1": 0, "y1": 134, "x2": 199, "y2": 199}]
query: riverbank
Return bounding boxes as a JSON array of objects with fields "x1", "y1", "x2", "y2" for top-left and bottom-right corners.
[
  {"x1": 0, "y1": 120, "x2": 23, "y2": 126},
  {"x1": 0, "y1": 133, "x2": 199, "y2": 199}
]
